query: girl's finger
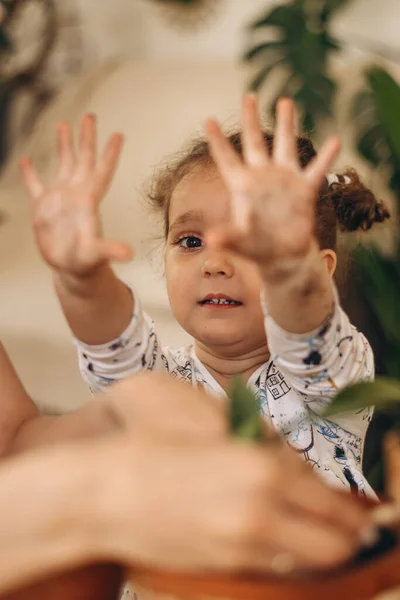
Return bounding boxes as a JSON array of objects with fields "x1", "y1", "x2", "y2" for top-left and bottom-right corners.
[
  {"x1": 96, "y1": 239, "x2": 133, "y2": 263},
  {"x1": 57, "y1": 121, "x2": 76, "y2": 181},
  {"x1": 205, "y1": 119, "x2": 244, "y2": 185},
  {"x1": 305, "y1": 137, "x2": 341, "y2": 188},
  {"x1": 273, "y1": 98, "x2": 298, "y2": 168},
  {"x1": 241, "y1": 94, "x2": 270, "y2": 168},
  {"x1": 75, "y1": 114, "x2": 97, "y2": 181},
  {"x1": 20, "y1": 157, "x2": 45, "y2": 200},
  {"x1": 92, "y1": 133, "x2": 124, "y2": 202}
]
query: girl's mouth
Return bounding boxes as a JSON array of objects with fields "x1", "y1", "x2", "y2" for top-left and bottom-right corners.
[{"x1": 199, "y1": 295, "x2": 243, "y2": 308}]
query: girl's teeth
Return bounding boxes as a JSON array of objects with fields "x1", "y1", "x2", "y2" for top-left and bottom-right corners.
[{"x1": 205, "y1": 299, "x2": 237, "y2": 305}]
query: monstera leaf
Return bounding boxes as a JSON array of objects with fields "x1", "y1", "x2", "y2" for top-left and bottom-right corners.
[{"x1": 243, "y1": 0, "x2": 344, "y2": 132}]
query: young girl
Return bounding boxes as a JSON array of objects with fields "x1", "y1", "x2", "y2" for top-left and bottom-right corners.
[{"x1": 22, "y1": 95, "x2": 390, "y2": 498}]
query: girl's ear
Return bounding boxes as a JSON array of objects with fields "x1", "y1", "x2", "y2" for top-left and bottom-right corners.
[{"x1": 320, "y1": 249, "x2": 337, "y2": 277}]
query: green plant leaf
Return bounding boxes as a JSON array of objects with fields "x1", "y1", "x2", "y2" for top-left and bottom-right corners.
[
  {"x1": 243, "y1": 0, "x2": 342, "y2": 135},
  {"x1": 276, "y1": 72, "x2": 300, "y2": 99},
  {"x1": 351, "y1": 89, "x2": 390, "y2": 166},
  {"x1": 310, "y1": 73, "x2": 337, "y2": 98},
  {"x1": 229, "y1": 377, "x2": 265, "y2": 442},
  {"x1": 320, "y1": 0, "x2": 350, "y2": 18},
  {"x1": 249, "y1": 59, "x2": 285, "y2": 92},
  {"x1": 322, "y1": 0, "x2": 349, "y2": 10},
  {"x1": 0, "y1": 28, "x2": 10, "y2": 51},
  {"x1": 367, "y1": 67, "x2": 400, "y2": 166},
  {"x1": 366, "y1": 459, "x2": 385, "y2": 492},
  {"x1": 382, "y1": 342, "x2": 400, "y2": 380},
  {"x1": 357, "y1": 123, "x2": 389, "y2": 166},
  {"x1": 324, "y1": 36, "x2": 341, "y2": 52},
  {"x1": 243, "y1": 41, "x2": 286, "y2": 62},
  {"x1": 249, "y1": 5, "x2": 304, "y2": 33},
  {"x1": 325, "y1": 378, "x2": 400, "y2": 417},
  {"x1": 351, "y1": 75, "x2": 400, "y2": 201},
  {"x1": 389, "y1": 167, "x2": 400, "y2": 199},
  {"x1": 351, "y1": 244, "x2": 400, "y2": 378},
  {"x1": 353, "y1": 245, "x2": 400, "y2": 345}
]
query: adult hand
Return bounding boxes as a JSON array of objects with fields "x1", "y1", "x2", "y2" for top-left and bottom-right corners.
[
  {"x1": 94, "y1": 377, "x2": 373, "y2": 574},
  {"x1": 102, "y1": 372, "x2": 227, "y2": 439},
  {"x1": 9, "y1": 373, "x2": 227, "y2": 454},
  {"x1": 0, "y1": 374, "x2": 374, "y2": 599}
]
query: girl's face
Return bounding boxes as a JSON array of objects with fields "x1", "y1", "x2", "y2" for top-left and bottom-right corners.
[{"x1": 165, "y1": 167, "x2": 267, "y2": 356}]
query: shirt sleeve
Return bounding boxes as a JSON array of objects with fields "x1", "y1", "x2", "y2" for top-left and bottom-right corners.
[
  {"x1": 263, "y1": 285, "x2": 375, "y2": 419},
  {"x1": 74, "y1": 293, "x2": 165, "y2": 393}
]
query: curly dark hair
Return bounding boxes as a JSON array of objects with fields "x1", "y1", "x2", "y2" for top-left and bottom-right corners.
[{"x1": 148, "y1": 131, "x2": 390, "y2": 250}]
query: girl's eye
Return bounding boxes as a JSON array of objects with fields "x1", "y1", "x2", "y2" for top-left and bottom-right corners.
[{"x1": 177, "y1": 236, "x2": 203, "y2": 249}]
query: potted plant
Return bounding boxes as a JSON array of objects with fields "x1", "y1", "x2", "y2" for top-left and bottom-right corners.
[{"x1": 129, "y1": 382, "x2": 400, "y2": 600}]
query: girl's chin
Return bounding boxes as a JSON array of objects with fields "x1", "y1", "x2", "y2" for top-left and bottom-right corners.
[
  {"x1": 194, "y1": 329, "x2": 250, "y2": 349},
  {"x1": 180, "y1": 317, "x2": 265, "y2": 349}
]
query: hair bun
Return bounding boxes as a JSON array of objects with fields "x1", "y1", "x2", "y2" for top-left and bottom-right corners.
[{"x1": 329, "y1": 169, "x2": 390, "y2": 232}]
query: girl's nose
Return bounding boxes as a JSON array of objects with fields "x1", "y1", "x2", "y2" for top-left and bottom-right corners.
[{"x1": 201, "y1": 252, "x2": 234, "y2": 278}]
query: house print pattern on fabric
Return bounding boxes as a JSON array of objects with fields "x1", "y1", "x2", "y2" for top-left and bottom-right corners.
[{"x1": 75, "y1": 285, "x2": 375, "y2": 497}]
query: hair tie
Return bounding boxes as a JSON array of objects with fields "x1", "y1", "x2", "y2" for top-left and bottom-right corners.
[{"x1": 326, "y1": 173, "x2": 351, "y2": 187}]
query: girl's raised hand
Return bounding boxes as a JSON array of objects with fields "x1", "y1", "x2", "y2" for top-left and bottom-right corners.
[
  {"x1": 21, "y1": 115, "x2": 132, "y2": 277},
  {"x1": 205, "y1": 95, "x2": 340, "y2": 279}
]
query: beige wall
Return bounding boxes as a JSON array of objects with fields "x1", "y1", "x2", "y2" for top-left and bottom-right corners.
[{"x1": 75, "y1": 0, "x2": 400, "y2": 65}]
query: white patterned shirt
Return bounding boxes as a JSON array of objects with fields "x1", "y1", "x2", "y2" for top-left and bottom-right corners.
[{"x1": 75, "y1": 287, "x2": 375, "y2": 497}]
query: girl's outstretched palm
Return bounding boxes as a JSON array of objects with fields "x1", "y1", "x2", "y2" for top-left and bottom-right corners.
[
  {"x1": 21, "y1": 115, "x2": 132, "y2": 276},
  {"x1": 205, "y1": 96, "x2": 340, "y2": 277}
]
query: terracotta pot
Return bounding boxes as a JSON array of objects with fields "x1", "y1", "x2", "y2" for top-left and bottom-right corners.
[
  {"x1": 0, "y1": 562, "x2": 122, "y2": 600},
  {"x1": 130, "y1": 527, "x2": 400, "y2": 600}
]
